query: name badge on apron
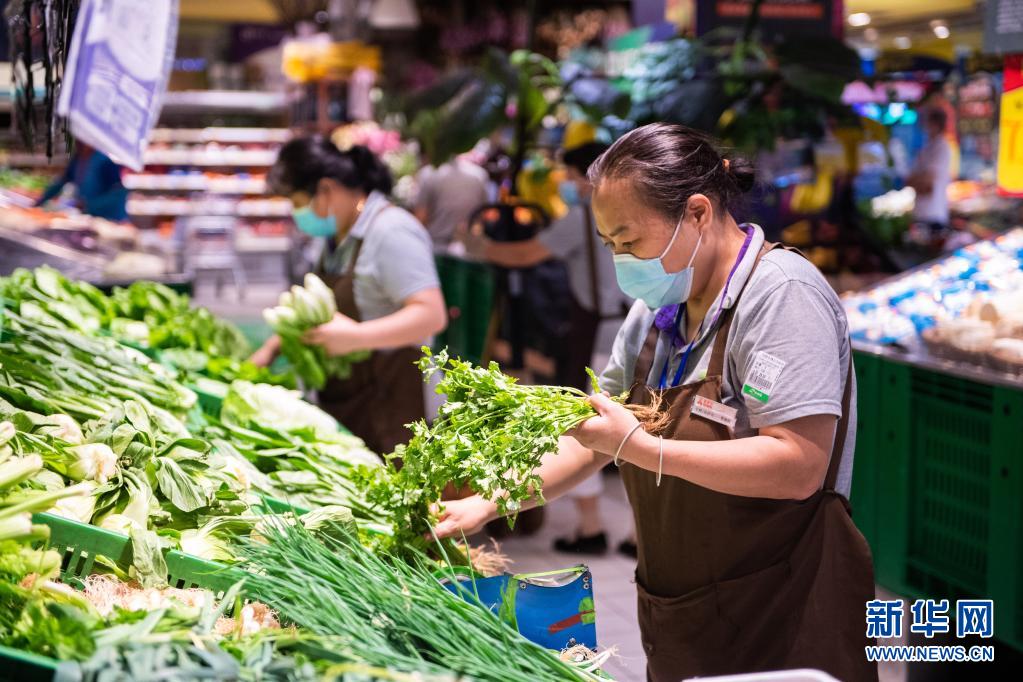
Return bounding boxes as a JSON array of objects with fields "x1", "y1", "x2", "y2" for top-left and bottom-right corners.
[{"x1": 690, "y1": 395, "x2": 737, "y2": 428}]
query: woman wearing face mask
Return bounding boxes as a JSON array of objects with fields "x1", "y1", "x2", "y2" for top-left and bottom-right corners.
[
  {"x1": 435, "y1": 124, "x2": 876, "y2": 682},
  {"x1": 251, "y1": 137, "x2": 447, "y2": 455}
]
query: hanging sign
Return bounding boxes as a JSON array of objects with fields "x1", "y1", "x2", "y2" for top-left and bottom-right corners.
[
  {"x1": 985, "y1": 0, "x2": 1023, "y2": 55},
  {"x1": 58, "y1": 0, "x2": 179, "y2": 171},
  {"x1": 696, "y1": 0, "x2": 838, "y2": 39},
  {"x1": 997, "y1": 55, "x2": 1023, "y2": 195}
]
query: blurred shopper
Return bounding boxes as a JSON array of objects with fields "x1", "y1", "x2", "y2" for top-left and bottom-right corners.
[
  {"x1": 252, "y1": 137, "x2": 446, "y2": 455},
  {"x1": 464, "y1": 141, "x2": 633, "y2": 555},
  {"x1": 414, "y1": 155, "x2": 490, "y2": 249},
  {"x1": 908, "y1": 108, "x2": 953, "y2": 235},
  {"x1": 36, "y1": 142, "x2": 128, "y2": 221}
]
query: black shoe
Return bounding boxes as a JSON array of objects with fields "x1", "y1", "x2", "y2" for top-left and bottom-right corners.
[
  {"x1": 553, "y1": 532, "x2": 608, "y2": 555},
  {"x1": 617, "y1": 539, "x2": 637, "y2": 559}
]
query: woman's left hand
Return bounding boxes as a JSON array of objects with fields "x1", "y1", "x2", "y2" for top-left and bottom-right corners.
[
  {"x1": 303, "y1": 312, "x2": 368, "y2": 356},
  {"x1": 567, "y1": 393, "x2": 642, "y2": 456}
]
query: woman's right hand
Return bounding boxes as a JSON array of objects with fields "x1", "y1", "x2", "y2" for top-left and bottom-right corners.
[
  {"x1": 249, "y1": 335, "x2": 281, "y2": 368},
  {"x1": 431, "y1": 495, "x2": 500, "y2": 539}
]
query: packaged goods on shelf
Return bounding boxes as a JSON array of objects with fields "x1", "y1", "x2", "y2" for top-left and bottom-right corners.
[{"x1": 843, "y1": 228, "x2": 1023, "y2": 375}]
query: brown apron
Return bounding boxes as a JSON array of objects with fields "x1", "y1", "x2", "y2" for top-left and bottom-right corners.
[
  {"x1": 315, "y1": 207, "x2": 426, "y2": 456},
  {"x1": 621, "y1": 244, "x2": 877, "y2": 682}
]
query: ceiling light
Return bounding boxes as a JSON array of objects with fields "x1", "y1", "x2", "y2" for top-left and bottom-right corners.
[
  {"x1": 894, "y1": 36, "x2": 912, "y2": 50},
  {"x1": 369, "y1": 0, "x2": 420, "y2": 30},
  {"x1": 933, "y1": 25, "x2": 951, "y2": 39},
  {"x1": 848, "y1": 13, "x2": 871, "y2": 27},
  {"x1": 864, "y1": 27, "x2": 879, "y2": 42}
]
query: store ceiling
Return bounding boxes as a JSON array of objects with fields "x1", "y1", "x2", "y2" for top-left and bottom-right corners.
[{"x1": 845, "y1": 0, "x2": 977, "y2": 25}]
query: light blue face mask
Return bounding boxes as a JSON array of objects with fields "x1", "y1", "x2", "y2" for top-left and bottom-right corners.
[
  {"x1": 613, "y1": 210, "x2": 702, "y2": 309},
  {"x1": 292, "y1": 204, "x2": 337, "y2": 238},
  {"x1": 558, "y1": 180, "x2": 581, "y2": 207}
]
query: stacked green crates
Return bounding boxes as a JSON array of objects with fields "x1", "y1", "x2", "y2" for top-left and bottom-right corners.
[
  {"x1": 852, "y1": 352, "x2": 1023, "y2": 650},
  {"x1": 434, "y1": 255, "x2": 495, "y2": 365}
]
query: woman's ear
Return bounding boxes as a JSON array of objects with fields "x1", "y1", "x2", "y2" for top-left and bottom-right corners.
[{"x1": 686, "y1": 193, "x2": 714, "y2": 232}]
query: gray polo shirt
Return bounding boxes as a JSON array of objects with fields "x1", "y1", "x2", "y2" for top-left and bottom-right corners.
[
  {"x1": 598, "y1": 224, "x2": 857, "y2": 498},
  {"x1": 320, "y1": 191, "x2": 440, "y2": 325},
  {"x1": 538, "y1": 203, "x2": 630, "y2": 318},
  {"x1": 416, "y1": 160, "x2": 490, "y2": 248}
]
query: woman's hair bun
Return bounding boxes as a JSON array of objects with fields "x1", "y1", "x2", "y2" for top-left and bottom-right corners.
[
  {"x1": 724, "y1": 155, "x2": 756, "y2": 194},
  {"x1": 344, "y1": 144, "x2": 393, "y2": 196},
  {"x1": 267, "y1": 136, "x2": 392, "y2": 197}
]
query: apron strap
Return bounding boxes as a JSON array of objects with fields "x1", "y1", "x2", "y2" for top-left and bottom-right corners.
[
  {"x1": 633, "y1": 323, "x2": 660, "y2": 390},
  {"x1": 332, "y1": 203, "x2": 402, "y2": 277},
  {"x1": 824, "y1": 352, "x2": 854, "y2": 492}
]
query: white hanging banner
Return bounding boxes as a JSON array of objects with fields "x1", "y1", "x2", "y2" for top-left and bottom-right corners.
[{"x1": 58, "y1": 0, "x2": 179, "y2": 171}]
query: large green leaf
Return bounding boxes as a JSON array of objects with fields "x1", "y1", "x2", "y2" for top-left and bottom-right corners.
[
  {"x1": 654, "y1": 78, "x2": 732, "y2": 132},
  {"x1": 568, "y1": 77, "x2": 630, "y2": 121},
  {"x1": 402, "y1": 69, "x2": 475, "y2": 118},
  {"x1": 153, "y1": 457, "x2": 209, "y2": 513}
]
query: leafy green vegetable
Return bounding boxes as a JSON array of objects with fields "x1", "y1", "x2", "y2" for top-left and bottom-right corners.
[
  {"x1": 364, "y1": 347, "x2": 599, "y2": 547},
  {"x1": 263, "y1": 274, "x2": 370, "y2": 390}
]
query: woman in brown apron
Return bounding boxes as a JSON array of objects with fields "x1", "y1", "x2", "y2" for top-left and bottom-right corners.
[
  {"x1": 434, "y1": 124, "x2": 877, "y2": 681},
  {"x1": 251, "y1": 136, "x2": 447, "y2": 455}
]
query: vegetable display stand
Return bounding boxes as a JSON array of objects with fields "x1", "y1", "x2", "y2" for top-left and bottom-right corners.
[
  {"x1": 442, "y1": 565, "x2": 598, "y2": 651},
  {"x1": 850, "y1": 346, "x2": 1023, "y2": 651},
  {"x1": 36, "y1": 513, "x2": 245, "y2": 595}
]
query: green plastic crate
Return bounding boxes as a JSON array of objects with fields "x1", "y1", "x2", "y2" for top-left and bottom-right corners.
[
  {"x1": 37, "y1": 513, "x2": 244, "y2": 593},
  {"x1": 434, "y1": 255, "x2": 495, "y2": 365},
  {"x1": 850, "y1": 351, "x2": 880, "y2": 549},
  {"x1": 864, "y1": 356, "x2": 1023, "y2": 651},
  {"x1": 1, "y1": 514, "x2": 245, "y2": 680}
]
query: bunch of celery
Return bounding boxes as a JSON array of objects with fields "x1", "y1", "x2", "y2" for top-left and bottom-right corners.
[{"x1": 263, "y1": 274, "x2": 370, "y2": 389}]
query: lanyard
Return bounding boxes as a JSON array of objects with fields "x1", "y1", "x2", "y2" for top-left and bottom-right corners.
[{"x1": 657, "y1": 225, "x2": 755, "y2": 390}]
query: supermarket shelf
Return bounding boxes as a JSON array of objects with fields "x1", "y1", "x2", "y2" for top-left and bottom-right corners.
[
  {"x1": 124, "y1": 175, "x2": 268, "y2": 194},
  {"x1": 143, "y1": 149, "x2": 279, "y2": 166},
  {"x1": 853, "y1": 340, "x2": 1022, "y2": 390},
  {"x1": 149, "y1": 127, "x2": 291, "y2": 144},
  {"x1": 160, "y1": 90, "x2": 287, "y2": 115},
  {"x1": 128, "y1": 203, "x2": 292, "y2": 217},
  {"x1": 2, "y1": 152, "x2": 70, "y2": 167}
]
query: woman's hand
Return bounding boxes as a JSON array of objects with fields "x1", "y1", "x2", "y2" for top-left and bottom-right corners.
[
  {"x1": 303, "y1": 312, "x2": 368, "y2": 356},
  {"x1": 249, "y1": 335, "x2": 280, "y2": 368},
  {"x1": 431, "y1": 495, "x2": 499, "y2": 539},
  {"x1": 566, "y1": 393, "x2": 641, "y2": 456}
]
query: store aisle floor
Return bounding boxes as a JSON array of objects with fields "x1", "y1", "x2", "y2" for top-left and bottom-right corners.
[{"x1": 494, "y1": 472, "x2": 647, "y2": 682}]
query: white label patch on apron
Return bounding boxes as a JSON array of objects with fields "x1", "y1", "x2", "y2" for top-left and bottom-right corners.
[
  {"x1": 742, "y1": 351, "x2": 786, "y2": 404},
  {"x1": 691, "y1": 395, "x2": 738, "y2": 428}
]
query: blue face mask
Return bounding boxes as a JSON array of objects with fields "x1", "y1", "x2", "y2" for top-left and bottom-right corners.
[
  {"x1": 558, "y1": 180, "x2": 580, "y2": 207},
  {"x1": 613, "y1": 210, "x2": 702, "y2": 309},
  {"x1": 292, "y1": 204, "x2": 337, "y2": 238}
]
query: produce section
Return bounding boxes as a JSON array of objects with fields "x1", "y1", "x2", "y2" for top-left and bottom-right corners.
[{"x1": 0, "y1": 266, "x2": 609, "y2": 679}]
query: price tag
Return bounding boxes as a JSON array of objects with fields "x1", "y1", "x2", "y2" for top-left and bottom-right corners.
[
  {"x1": 690, "y1": 395, "x2": 737, "y2": 428},
  {"x1": 999, "y1": 55, "x2": 1023, "y2": 196}
]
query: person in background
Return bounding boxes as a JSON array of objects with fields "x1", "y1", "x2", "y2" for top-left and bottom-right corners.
[
  {"x1": 252, "y1": 137, "x2": 447, "y2": 455},
  {"x1": 464, "y1": 141, "x2": 634, "y2": 556},
  {"x1": 414, "y1": 155, "x2": 490, "y2": 249},
  {"x1": 908, "y1": 107, "x2": 953, "y2": 234},
  {"x1": 35, "y1": 142, "x2": 128, "y2": 221}
]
